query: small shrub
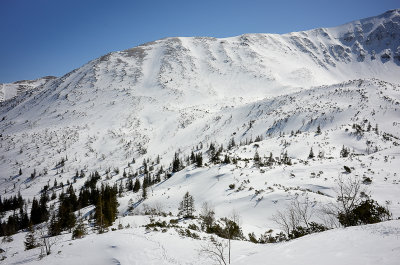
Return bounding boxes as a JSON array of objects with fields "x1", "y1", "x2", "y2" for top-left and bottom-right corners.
[
  {"x1": 229, "y1": 183, "x2": 235, "y2": 190},
  {"x1": 72, "y1": 223, "x2": 87, "y2": 239},
  {"x1": 338, "y1": 199, "x2": 391, "y2": 227},
  {"x1": 289, "y1": 222, "x2": 328, "y2": 239},
  {"x1": 2, "y1": 236, "x2": 13, "y2": 243},
  {"x1": 169, "y1": 219, "x2": 179, "y2": 225},
  {"x1": 248, "y1": 232, "x2": 258, "y2": 243},
  {"x1": 363, "y1": 177, "x2": 372, "y2": 184},
  {"x1": 145, "y1": 220, "x2": 168, "y2": 230},
  {"x1": 188, "y1": 223, "x2": 198, "y2": 231},
  {"x1": 179, "y1": 228, "x2": 200, "y2": 239}
]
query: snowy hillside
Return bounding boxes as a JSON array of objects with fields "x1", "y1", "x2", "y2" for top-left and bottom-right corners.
[
  {"x1": 0, "y1": 76, "x2": 56, "y2": 102},
  {"x1": 0, "y1": 9, "x2": 399, "y2": 265},
  {"x1": 2, "y1": 220, "x2": 400, "y2": 265}
]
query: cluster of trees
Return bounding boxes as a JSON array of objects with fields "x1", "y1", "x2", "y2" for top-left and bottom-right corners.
[
  {"x1": 209, "y1": 143, "x2": 223, "y2": 164},
  {"x1": 0, "y1": 193, "x2": 24, "y2": 213},
  {"x1": 30, "y1": 193, "x2": 49, "y2": 225},
  {"x1": 351, "y1": 121, "x2": 379, "y2": 136},
  {"x1": 0, "y1": 192, "x2": 47, "y2": 236},
  {"x1": 172, "y1": 151, "x2": 202, "y2": 173},
  {"x1": 55, "y1": 156, "x2": 67, "y2": 169},
  {"x1": 1, "y1": 171, "x2": 120, "y2": 237},
  {"x1": 125, "y1": 177, "x2": 141, "y2": 193},
  {"x1": 177, "y1": 193, "x2": 244, "y2": 242},
  {"x1": 251, "y1": 150, "x2": 292, "y2": 167},
  {"x1": 94, "y1": 184, "x2": 118, "y2": 232},
  {"x1": 0, "y1": 207, "x2": 29, "y2": 236},
  {"x1": 49, "y1": 184, "x2": 79, "y2": 236},
  {"x1": 169, "y1": 136, "x2": 301, "y2": 175}
]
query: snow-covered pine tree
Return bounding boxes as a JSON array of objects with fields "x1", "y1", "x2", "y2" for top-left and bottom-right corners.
[
  {"x1": 24, "y1": 225, "x2": 38, "y2": 250},
  {"x1": 178, "y1": 192, "x2": 195, "y2": 218},
  {"x1": 308, "y1": 147, "x2": 314, "y2": 159}
]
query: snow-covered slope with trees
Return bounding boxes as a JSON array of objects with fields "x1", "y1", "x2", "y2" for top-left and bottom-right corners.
[{"x1": 0, "y1": 9, "x2": 399, "y2": 265}]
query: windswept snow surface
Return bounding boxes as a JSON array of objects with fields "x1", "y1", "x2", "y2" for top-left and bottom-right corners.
[
  {"x1": 1, "y1": 9, "x2": 400, "y2": 265},
  {"x1": 2, "y1": 220, "x2": 399, "y2": 265}
]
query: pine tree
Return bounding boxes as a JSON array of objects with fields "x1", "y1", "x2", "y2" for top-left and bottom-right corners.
[
  {"x1": 143, "y1": 159, "x2": 148, "y2": 175},
  {"x1": 95, "y1": 195, "x2": 105, "y2": 233},
  {"x1": 267, "y1": 152, "x2": 274, "y2": 166},
  {"x1": 178, "y1": 192, "x2": 195, "y2": 218},
  {"x1": 49, "y1": 213, "x2": 61, "y2": 236},
  {"x1": 118, "y1": 181, "x2": 124, "y2": 197},
  {"x1": 72, "y1": 219, "x2": 87, "y2": 239},
  {"x1": 282, "y1": 151, "x2": 291, "y2": 165},
  {"x1": 172, "y1": 152, "x2": 181, "y2": 173},
  {"x1": 196, "y1": 153, "x2": 203, "y2": 167},
  {"x1": 142, "y1": 186, "x2": 147, "y2": 200},
  {"x1": 133, "y1": 178, "x2": 141, "y2": 192},
  {"x1": 30, "y1": 197, "x2": 41, "y2": 225},
  {"x1": 190, "y1": 151, "x2": 195, "y2": 164},
  {"x1": 316, "y1": 125, "x2": 321, "y2": 134},
  {"x1": 126, "y1": 178, "x2": 134, "y2": 191},
  {"x1": 223, "y1": 154, "x2": 230, "y2": 164},
  {"x1": 24, "y1": 225, "x2": 38, "y2": 250},
  {"x1": 340, "y1": 145, "x2": 350, "y2": 158},
  {"x1": 19, "y1": 206, "x2": 30, "y2": 229},
  {"x1": 308, "y1": 147, "x2": 314, "y2": 159},
  {"x1": 228, "y1": 137, "x2": 236, "y2": 149}
]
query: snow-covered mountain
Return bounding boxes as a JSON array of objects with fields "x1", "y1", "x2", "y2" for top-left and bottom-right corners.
[
  {"x1": 0, "y1": 9, "x2": 399, "y2": 265},
  {"x1": 1, "y1": 9, "x2": 399, "y2": 178}
]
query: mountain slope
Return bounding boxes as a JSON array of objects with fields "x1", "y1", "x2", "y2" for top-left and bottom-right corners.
[{"x1": 0, "y1": 10, "x2": 399, "y2": 181}]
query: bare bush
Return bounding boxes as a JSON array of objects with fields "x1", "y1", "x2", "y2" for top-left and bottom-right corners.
[
  {"x1": 272, "y1": 196, "x2": 315, "y2": 236},
  {"x1": 199, "y1": 236, "x2": 228, "y2": 265},
  {"x1": 322, "y1": 175, "x2": 368, "y2": 227},
  {"x1": 37, "y1": 225, "x2": 59, "y2": 256}
]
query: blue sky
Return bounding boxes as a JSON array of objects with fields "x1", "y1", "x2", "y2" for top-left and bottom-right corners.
[{"x1": 0, "y1": 0, "x2": 398, "y2": 83}]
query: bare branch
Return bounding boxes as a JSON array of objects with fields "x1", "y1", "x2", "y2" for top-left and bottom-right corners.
[{"x1": 198, "y1": 236, "x2": 228, "y2": 265}]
